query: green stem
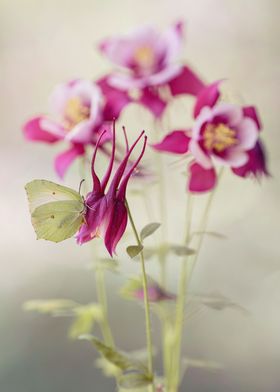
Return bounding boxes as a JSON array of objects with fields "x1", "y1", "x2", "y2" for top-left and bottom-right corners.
[
  {"x1": 126, "y1": 200, "x2": 155, "y2": 391},
  {"x1": 95, "y1": 269, "x2": 115, "y2": 347},
  {"x1": 169, "y1": 191, "x2": 193, "y2": 391},
  {"x1": 171, "y1": 169, "x2": 223, "y2": 390}
]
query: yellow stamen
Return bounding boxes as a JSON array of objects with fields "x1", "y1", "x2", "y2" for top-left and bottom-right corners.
[
  {"x1": 203, "y1": 123, "x2": 238, "y2": 152},
  {"x1": 64, "y1": 97, "x2": 90, "y2": 129},
  {"x1": 134, "y1": 45, "x2": 155, "y2": 68}
]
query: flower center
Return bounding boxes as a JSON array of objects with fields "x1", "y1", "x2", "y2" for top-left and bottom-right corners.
[
  {"x1": 203, "y1": 123, "x2": 238, "y2": 152},
  {"x1": 64, "y1": 97, "x2": 90, "y2": 129},
  {"x1": 134, "y1": 45, "x2": 155, "y2": 68}
]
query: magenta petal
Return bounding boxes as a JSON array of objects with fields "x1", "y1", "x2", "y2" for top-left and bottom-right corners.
[
  {"x1": 194, "y1": 80, "x2": 222, "y2": 118},
  {"x1": 104, "y1": 200, "x2": 128, "y2": 256},
  {"x1": 242, "y1": 106, "x2": 262, "y2": 131},
  {"x1": 139, "y1": 87, "x2": 167, "y2": 118},
  {"x1": 232, "y1": 140, "x2": 269, "y2": 179},
  {"x1": 97, "y1": 76, "x2": 131, "y2": 119},
  {"x1": 168, "y1": 65, "x2": 205, "y2": 97},
  {"x1": 23, "y1": 116, "x2": 61, "y2": 143},
  {"x1": 188, "y1": 161, "x2": 217, "y2": 193},
  {"x1": 152, "y1": 130, "x2": 190, "y2": 154},
  {"x1": 54, "y1": 144, "x2": 85, "y2": 179}
]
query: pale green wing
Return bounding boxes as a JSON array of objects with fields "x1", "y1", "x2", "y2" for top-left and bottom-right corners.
[
  {"x1": 25, "y1": 180, "x2": 83, "y2": 214},
  {"x1": 31, "y1": 200, "x2": 85, "y2": 242}
]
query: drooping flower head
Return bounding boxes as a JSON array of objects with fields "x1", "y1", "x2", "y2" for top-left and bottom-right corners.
[
  {"x1": 153, "y1": 81, "x2": 269, "y2": 192},
  {"x1": 76, "y1": 122, "x2": 147, "y2": 256},
  {"x1": 23, "y1": 79, "x2": 128, "y2": 178},
  {"x1": 99, "y1": 21, "x2": 205, "y2": 117}
]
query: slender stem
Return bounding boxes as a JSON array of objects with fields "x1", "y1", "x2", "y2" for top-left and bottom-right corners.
[
  {"x1": 171, "y1": 169, "x2": 223, "y2": 390},
  {"x1": 169, "y1": 191, "x2": 193, "y2": 391},
  {"x1": 95, "y1": 269, "x2": 115, "y2": 347},
  {"x1": 126, "y1": 200, "x2": 155, "y2": 391}
]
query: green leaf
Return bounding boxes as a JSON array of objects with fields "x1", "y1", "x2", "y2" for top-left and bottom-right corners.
[
  {"x1": 23, "y1": 299, "x2": 78, "y2": 315},
  {"x1": 193, "y1": 231, "x2": 227, "y2": 239},
  {"x1": 95, "y1": 357, "x2": 122, "y2": 378},
  {"x1": 126, "y1": 245, "x2": 143, "y2": 259},
  {"x1": 118, "y1": 371, "x2": 153, "y2": 389},
  {"x1": 68, "y1": 304, "x2": 103, "y2": 339},
  {"x1": 79, "y1": 335, "x2": 147, "y2": 373},
  {"x1": 87, "y1": 258, "x2": 119, "y2": 274},
  {"x1": 140, "y1": 223, "x2": 161, "y2": 242},
  {"x1": 169, "y1": 245, "x2": 195, "y2": 256}
]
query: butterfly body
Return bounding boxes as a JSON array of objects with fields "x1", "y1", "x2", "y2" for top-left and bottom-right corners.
[{"x1": 25, "y1": 180, "x2": 85, "y2": 243}]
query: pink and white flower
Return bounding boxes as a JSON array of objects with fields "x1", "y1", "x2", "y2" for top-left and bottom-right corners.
[
  {"x1": 153, "y1": 81, "x2": 269, "y2": 192},
  {"x1": 99, "y1": 22, "x2": 205, "y2": 117},
  {"x1": 23, "y1": 79, "x2": 127, "y2": 178}
]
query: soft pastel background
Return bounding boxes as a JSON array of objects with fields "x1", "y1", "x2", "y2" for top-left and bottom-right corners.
[{"x1": 1, "y1": 0, "x2": 279, "y2": 391}]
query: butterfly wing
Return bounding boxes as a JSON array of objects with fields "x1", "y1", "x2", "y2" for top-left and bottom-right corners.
[
  {"x1": 25, "y1": 180, "x2": 83, "y2": 214},
  {"x1": 31, "y1": 200, "x2": 85, "y2": 242}
]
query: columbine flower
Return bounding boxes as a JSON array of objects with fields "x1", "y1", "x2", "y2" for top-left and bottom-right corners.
[
  {"x1": 76, "y1": 124, "x2": 147, "y2": 256},
  {"x1": 153, "y1": 81, "x2": 269, "y2": 192},
  {"x1": 121, "y1": 277, "x2": 176, "y2": 303},
  {"x1": 99, "y1": 21, "x2": 205, "y2": 117},
  {"x1": 23, "y1": 79, "x2": 123, "y2": 178}
]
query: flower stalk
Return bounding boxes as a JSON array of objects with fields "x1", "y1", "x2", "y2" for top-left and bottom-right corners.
[{"x1": 126, "y1": 199, "x2": 155, "y2": 391}]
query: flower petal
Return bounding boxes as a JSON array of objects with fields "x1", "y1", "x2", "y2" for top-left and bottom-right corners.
[
  {"x1": 152, "y1": 130, "x2": 190, "y2": 154},
  {"x1": 188, "y1": 161, "x2": 217, "y2": 193},
  {"x1": 97, "y1": 76, "x2": 132, "y2": 119},
  {"x1": 139, "y1": 87, "x2": 167, "y2": 117},
  {"x1": 104, "y1": 200, "x2": 128, "y2": 256},
  {"x1": 23, "y1": 116, "x2": 62, "y2": 143},
  {"x1": 169, "y1": 65, "x2": 205, "y2": 97},
  {"x1": 194, "y1": 80, "x2": 222, "y2": 118},
  {"x1": 243, "y1": 106, "x2": 262, "y2": 130},
  {"x1": 236, "y1": 117, "x2": 258, "y2": 150},
  {"x1": 54, "y1": 144, "x2": 85, "y2": 178},
  {"x1": 232, "y1": 140, "x2": 269, "y2": 178},
  {"x1": 189, "y1": 139, "x2": 212, "y2": 169}
]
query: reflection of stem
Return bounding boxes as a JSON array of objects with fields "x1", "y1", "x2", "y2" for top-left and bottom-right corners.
[
  {"x1": 171, "y1": 169, "x2": 223, "y2": 391},
  {"x1": 126, "y1": 200, "x2": 155, "y2": 391}
]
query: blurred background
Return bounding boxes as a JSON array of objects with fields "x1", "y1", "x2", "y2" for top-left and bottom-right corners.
[{"x1": 1, "y1": 0, "x2": 279, "y2": 391}]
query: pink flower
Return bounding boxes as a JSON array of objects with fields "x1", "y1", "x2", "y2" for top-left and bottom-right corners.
[
  {"x1": 153, "y1": 81, "x2": 269, "y2": 192},
  {"x1": 76, "y1": 123, "x2": 147, "y2": 256},
  {"x1": 99, "y1": 22, "x2": 205, "y2": 117},
  {"x1": 121, "y1": 276, "x2": 176, "y2": 303},
  {"x1": 23, "y1": 79, "x2": 123, "y2": 178}
]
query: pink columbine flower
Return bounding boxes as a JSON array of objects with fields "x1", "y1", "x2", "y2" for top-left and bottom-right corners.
[
  {"x1": 153, "y1": 81, "x2": 269, "y2": 192},
  {"x1": 22, "y1": 79, "x2": 127, "y2": 178},
  {"x1": 99, "y1": 21, "x2": 205, "y2": 117},
  {"x1": 76, "y1": 124, "x2": 147, "y2": 256}
]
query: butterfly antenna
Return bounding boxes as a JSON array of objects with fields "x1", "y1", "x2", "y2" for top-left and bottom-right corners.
[{"x1": 79, "y1": 179, "x2": 85, "y2": 195}]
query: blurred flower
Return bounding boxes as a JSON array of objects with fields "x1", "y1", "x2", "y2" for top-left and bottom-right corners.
[
  {"x1": 76, "y1": 123, "x2": 147, "y2": 256},
  {"x1": 23, "y1": 79, "x2": 126, "y2": 178},
  {"x1": 121, "y1": 276, "x2": 176, "y2": 302},
  {"x1": 153, "y1": 81, "x2": 269, "y2": 192},
  {"x1": 99, "y1": 21, "x2": 205, "y2": 117}
]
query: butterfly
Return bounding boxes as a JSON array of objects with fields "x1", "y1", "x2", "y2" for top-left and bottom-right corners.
[{"x1": 25, "y1": 180, "x2": 85, "y2": 243}]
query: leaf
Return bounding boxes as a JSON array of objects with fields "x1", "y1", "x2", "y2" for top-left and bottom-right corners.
[
  {"x1": 183, "y1": 357, "x2": 224, "y2": 371},
  {"x1": 68, "y1": 304, "x2": 103, "y2": 339},
  {"x1": 140, "y1": 222, "x2": 161, "y2": 241},
  {"x1": 95, "y1": 357, "x2": 122, "y2": 378},
  {"x1": 193, "y1": 231, "x2": 227, "y2": 239},
  {"x1": 79, "y1": 335, "x2": 147, "y2": 373},
  {"x1": 87, "y1": 258, "x2": 119, "y2": 274},
  {"x1": 169, "y1": 245, "x2": 195, "y2": 256},
  {"x1": 118, "y1": 371, "x2": 153, "y2": 389},
  {"x1": 23, "y1": 299, "x2": 78, "y2": 315},
  {"x1": 126, "y1": 245, "x2": 143, "y2": 259}
]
